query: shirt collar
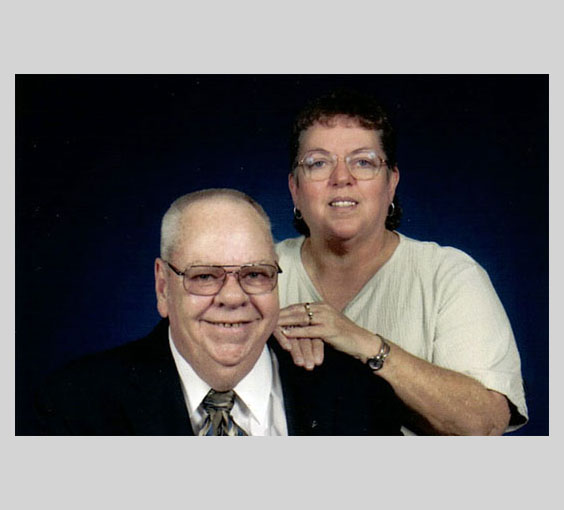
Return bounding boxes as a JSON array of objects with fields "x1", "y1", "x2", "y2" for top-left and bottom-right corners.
[
  {"x1": 168, "y1": 328, "x2": 273, "y2": 425},
  {"x1": 233, "y1": 346, "x2": 273, "y2": 425}
]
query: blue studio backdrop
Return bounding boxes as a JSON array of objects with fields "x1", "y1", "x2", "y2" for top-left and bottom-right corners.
[{"x1": 16, "y1": 75, "x2": 548, "y2": 435}]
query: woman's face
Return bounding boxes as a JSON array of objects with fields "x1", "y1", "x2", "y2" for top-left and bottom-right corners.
[{"x1": 289, "y1": 116, "x2": 399, "y2": 242}]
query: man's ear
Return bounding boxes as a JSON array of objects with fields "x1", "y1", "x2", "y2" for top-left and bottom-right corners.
[{"x1": 154, "y1": 258, "x2": 169, "y2": 318}]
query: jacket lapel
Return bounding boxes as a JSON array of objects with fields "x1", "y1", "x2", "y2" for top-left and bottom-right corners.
[
  {"x1": 122, "y1": 320, "x2": 194, "y2": 435},
  {"x1": 269, "y1": 337, "x2": 318, "y2": 435}
]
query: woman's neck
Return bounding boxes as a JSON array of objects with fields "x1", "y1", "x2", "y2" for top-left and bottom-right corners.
[
  {"x1": 304, "y1": 227, "x2": 393, "y2": 270},
  {"x1": 301, "y1": 229, "x2": 399, "y2": 310}
]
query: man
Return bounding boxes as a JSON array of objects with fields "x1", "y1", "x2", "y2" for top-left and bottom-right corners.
[{"x1": 34, "y1": 188, "x2": 402, "y2": 435}]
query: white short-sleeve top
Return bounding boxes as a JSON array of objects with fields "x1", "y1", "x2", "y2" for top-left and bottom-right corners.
[{"x1": 275, "y1": 233, "x2": 528, "y2": 432}]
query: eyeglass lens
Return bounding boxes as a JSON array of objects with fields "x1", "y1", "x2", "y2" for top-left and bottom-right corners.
[
  {"x1": 300, "y1": 150, "x2": 384, "y2": 181},
  {"x1": 184, "y1": 265, "x2": 278, "y2": 295}
]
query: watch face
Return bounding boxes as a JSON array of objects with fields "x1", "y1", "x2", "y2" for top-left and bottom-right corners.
[{"x1": 368, "y1": 357, "x2": 383, "y2": 371}]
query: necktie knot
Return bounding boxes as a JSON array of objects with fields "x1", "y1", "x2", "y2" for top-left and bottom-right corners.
[
  {"x1": 202, "y1": 389, "x2": 236, "y2": 413},
  {"x1": 198, "y1": 389, "x2": 248, "y2": 436}
]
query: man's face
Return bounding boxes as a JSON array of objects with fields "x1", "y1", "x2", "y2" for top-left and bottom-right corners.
[{"x1": 155, "y1": 198, "x2": 279, "y2": 390}]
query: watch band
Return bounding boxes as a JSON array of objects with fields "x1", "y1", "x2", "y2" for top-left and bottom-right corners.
[{"x1": 367, "y1": 335, "x2": 390, "y2": 371}]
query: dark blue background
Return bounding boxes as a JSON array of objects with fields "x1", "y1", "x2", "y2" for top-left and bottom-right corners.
[{"x1": 16, "y1": 75, "x2": 548, "y2": 435}]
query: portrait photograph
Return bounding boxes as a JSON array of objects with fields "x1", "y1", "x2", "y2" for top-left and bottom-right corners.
[
  {"x1": 16, "y1": 74, "x2": 547, "y2": 435},
  {"x1": 5, "y1": 2, "x2": 559, "y2": 507}
]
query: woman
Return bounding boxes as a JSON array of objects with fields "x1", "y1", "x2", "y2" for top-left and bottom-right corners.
[{"x1": 274, "y1": 89, "x2": 528, "y2": 435}]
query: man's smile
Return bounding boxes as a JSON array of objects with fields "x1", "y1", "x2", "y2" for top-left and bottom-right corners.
[{"x1": 202, "y1": 319, "x2": 257, "y2": 329}]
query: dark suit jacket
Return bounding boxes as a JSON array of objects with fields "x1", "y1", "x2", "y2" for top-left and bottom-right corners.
[{"x1": 33, "y1": 320, "x2": 403, "y2": 435}]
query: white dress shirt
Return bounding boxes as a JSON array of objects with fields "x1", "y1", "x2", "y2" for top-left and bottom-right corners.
[{"x1": 169, "y1": 329, "x2": 288, "y2": 436}]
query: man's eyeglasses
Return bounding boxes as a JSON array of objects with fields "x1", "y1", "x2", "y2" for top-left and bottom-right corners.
[
  {"x1": 296, "y1": 149, "x2": 388, "y2": 181},
  {"x1": 164, "y1": 261, "x2": 282, "y2": 296}
]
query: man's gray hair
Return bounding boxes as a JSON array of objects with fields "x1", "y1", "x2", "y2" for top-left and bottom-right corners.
[{"x1": 160, "y1": 188, "x2": 273, "y2": 260}]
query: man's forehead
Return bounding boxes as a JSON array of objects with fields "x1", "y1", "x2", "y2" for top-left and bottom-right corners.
[
  {"x1": 181, "y1": 198, "x2": 266, "y2": 229},
  {"x1": 175, "y1": 198, "x2": 273, "y2": 256}
]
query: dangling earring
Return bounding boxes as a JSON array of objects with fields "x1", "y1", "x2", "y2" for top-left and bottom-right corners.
[
  {"x1": 293, "y1": 207, "x2": 303, "y2": 220},
  {"x1": 387, "y1": 202, "x2": 395, "y2": 217}
]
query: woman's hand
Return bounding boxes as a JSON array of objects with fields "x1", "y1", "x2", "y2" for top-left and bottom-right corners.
[
  {"x1": 275, "y1": 302, "x2": 379, "y2": 369},
  {"x1": 273, "y1": 327, "x2": 324, "y2": 370}
]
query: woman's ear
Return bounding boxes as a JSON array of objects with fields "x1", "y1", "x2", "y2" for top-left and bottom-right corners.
[
  {"x1": 388, "y1": 165, "x2": 400, "y2": 201},
  {"x1": 288, "y1": 172, "x2": 299, "y2": 208}
]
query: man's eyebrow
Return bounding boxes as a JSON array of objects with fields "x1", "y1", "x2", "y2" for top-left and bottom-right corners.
[{"x1": 182, "y1": 260, "x2": 276, "y2": 266}]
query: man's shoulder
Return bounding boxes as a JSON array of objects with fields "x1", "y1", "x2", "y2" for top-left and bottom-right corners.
[
  {"x1": 42, "y1": 320, "x2": 170, "y2": 394},
  {"x1": 270, "y1": 338, "x2": 403, "y2": 435},
  {"x1": 33, "y1": 319, "x2": 189, "y2": 435}
]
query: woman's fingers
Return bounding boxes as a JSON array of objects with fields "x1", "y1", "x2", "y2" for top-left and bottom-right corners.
[
  {"x1": 276, "y1": 303, "x2": 327, "y2": 370},
  {"x1": 312, "y1": 338, "x2": 325, "y2": 365},
  {"x1": 280, "y1": 325, "x2": 322, "y2": 338},
  {"x1": 286, "y1": 338, "x2": 320, "y2": 370},
  {"x1": 279, "y1": 302, "x2": 323, "y2": 325},
  {"x1": 275, "y1": 325, "x2": 325, "y2": 370},
  {"x1": 278, "y1": 301, "x2": 370, "y2": 363},
  {"x1": 288, "y1": 338, "x2": 305, "y2": 366},
  {"x1": 299, "y1": 338, "x2": 316, "y2": 370},
  {"x1": 273, "y1": 327, "x2": 292, "y2": 351}
]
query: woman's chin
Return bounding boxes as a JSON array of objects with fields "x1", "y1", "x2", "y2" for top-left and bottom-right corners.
[{"x1": 324, "y1": 223, "x2": 363, "y2": 241}]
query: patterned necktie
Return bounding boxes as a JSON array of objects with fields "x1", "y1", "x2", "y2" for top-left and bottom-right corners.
[{"x1": 198, "y1": 389, "x2": 248, "y2": 436}]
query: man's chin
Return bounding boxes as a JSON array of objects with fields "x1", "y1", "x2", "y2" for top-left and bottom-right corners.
[
  {"x1": 210, "y1": 342, "x2": 256, "y2": 368},
  {"x1": 209, "y1": 338, "x2": 269, "y2": 377},
  {"x1": 203, "y1": 346, "x2": 263, "y2": 391}
]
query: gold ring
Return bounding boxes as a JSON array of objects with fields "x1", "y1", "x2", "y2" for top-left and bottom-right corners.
[{"x1": 304, "y1": 303, "x2": 314, "y2": 325}]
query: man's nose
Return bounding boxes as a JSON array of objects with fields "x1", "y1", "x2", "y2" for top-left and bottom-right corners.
[{"x1": 214, "y1": 272, "x2": 249, "y2": 307}]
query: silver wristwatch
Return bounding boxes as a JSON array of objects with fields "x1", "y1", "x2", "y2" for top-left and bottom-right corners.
[{"x1": 367, "y1": 335, "x2": 390, "y2": 371}]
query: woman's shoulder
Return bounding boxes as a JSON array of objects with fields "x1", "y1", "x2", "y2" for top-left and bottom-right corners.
[
  {"x1": 396, "y1": 232, "x2": 480, "y2": 273},
  {"x1": 275, "y1": 236, "x2": 304, "y2": 259}
]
